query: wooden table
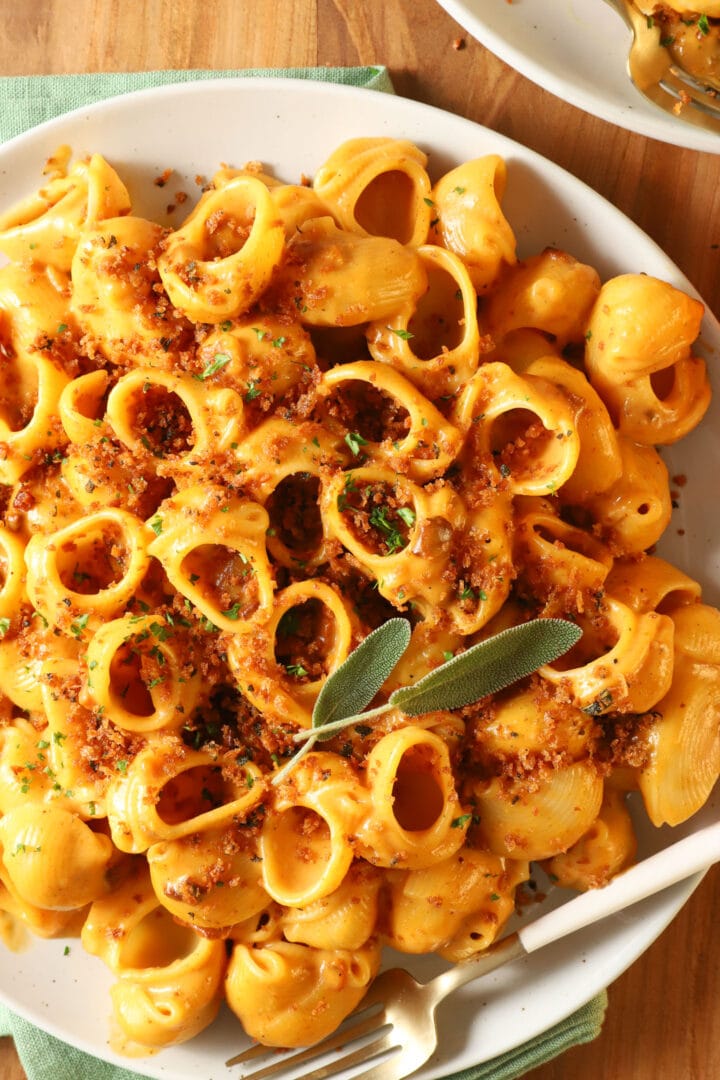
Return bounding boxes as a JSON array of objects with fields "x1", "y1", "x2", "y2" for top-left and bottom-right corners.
[{"x1": 0, "y1": 1, "x2": 718, "y2": 1078}]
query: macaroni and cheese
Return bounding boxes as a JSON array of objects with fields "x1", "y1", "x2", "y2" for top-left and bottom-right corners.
[{"x1": 0, "y1": 136, "x2": 717, "y2": 1052}]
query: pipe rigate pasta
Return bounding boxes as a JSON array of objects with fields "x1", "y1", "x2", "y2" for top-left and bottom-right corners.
[
  {"x1": 317, "y1": 359, "x2": 464, "y2": 481},
  {"x1": 147, "y1": 825, "x2": 268, "y2": 931},
  {"x1": 542, "y1": 786, "x2": 638, "y2": 891},
  {"x1": 354, "y1": 726, "x2": 468, "y2": 869},
  {"x1": 470, "y1": 761, "x2": 605, "y2": 861},
  {"x1": 538, "y1": 596, "x2": 675, "y2": 714},
  {"x1": 484, "y1": 249, "x2": 601, "y2": 348},
  {"x1": 320, "y1": 462, "x2": 466, "y2": 614},
  {"x1": 384, "y1": 847, "x2": 528, "y2": 957},
  {"x1": 523, "y1": 355, "x2": 623, "y2": 501},
  {"x1": 0, "y1": 351, "x2": 70, "y2": 485},
  {"x1": 259, "y1": 752, "x2": 368, "y2": 907},
  {"x1": 106, "y1": 739, "x2": 265, "y2": 853},
  {"x1": 584, "y1": 273, "x2": 705, "y2": 384},
  {"x1": 367, "y1": 243, "x2": 482, "y2": 398},
  {"x1": 147, "y1": 484, "x2": 275, "y2": 632},
  {"x1": 82, "y1": 863, "x2": 226, "y2": 1047},
  {"x1": 71, "y1": 216, "x2": 187, "y2": 366},
  {"x1": 430, "y1": 154, "x2": 517, "y2": 293},
  {"x1": 225, "y1": 936, "x2": 382, "y2": 1049},
  {"x1": 605, "y1": 554, "x2": 702, "y2": 614},
  {"x1": 0, "y1": 803, "x2": 113, "y2": 910},
  {"x1": 157, "y1": 175, "x2": 285, "y2": 323},
  {"x1": 24, "y1": 507, "x2": 153, "y2": 633},
  {"x1": 0, "y1": 151, "x2": 130, "y2": 270},
  {"x1": 84, "y1": 612, "x2": 204, "y2": 734},
  {"x1": 313, "y1": 137, "x2": 433, "y2": 247},
  {"x1": 107, "y1": 367, "x2": 245, "y2": 471},
  {"x1": 226, "y1": 578, "x2": 359, "y2": 728},
  {"x1": 281, "y1": 861, "x2": 383, "y2": 950}
]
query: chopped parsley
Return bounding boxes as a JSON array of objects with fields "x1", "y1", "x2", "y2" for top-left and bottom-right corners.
[
  {"x1": 195, "y1": 352, "x2": 231, "y2": 380},
  {"x1": 395, "y1": 506, "x2": 416, "y2": 528},
  {"x1": 70, "y1": 613, "x2": 90, "y2": 638},
  {"x1": 344, "y1": 431, "x2": 369, "y2": 456},
  {"x1": 221, "y1": 602, "x2": 243, "y2": 620},
  {"x1": 368, "y1": 505, "x2": 408, "y2": 554}
]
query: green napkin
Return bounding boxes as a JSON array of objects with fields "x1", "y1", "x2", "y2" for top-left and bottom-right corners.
[
  {"x1": 0, "y1": 65, "x2": 607, "y2": 1080},
  {"x1": 0, "y1": 993, "x2": 607, "y2": 1080},
  {"x1": 0, "y1": 67, "x2": 394, "y2": 142}
]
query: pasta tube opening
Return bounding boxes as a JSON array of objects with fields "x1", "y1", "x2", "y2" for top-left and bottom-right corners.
[
  {"x1": 265, "y1": 474, "x2": 324, "y2": 564},
  {"x1": 313, "y1": 136, "x2": 432, "y2": 247},
  {"x1": 391, "y1": 743, "x2": 447, "y2": 830},
  {"x1": 274, "y1": 597, "x2": 337, "y2": 682},
  {"x1": 181, "y1": 543, "x2": 260, "y2": 622},
  {"x1": 158, "y1": 176, "x2": 285, "y2": 323}
]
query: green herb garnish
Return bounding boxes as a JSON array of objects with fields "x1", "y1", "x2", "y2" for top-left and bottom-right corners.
[
  {"x1": 272, "y1": 617, "x2": 581, "y2": 784},
  {"x1": 368, "y1": 505, "x2": 410, "y2": 554},
  {"x1": 195, "y1": 352, "x2": 231, "y2": 380},
  {"x1": 345, "y1": 431, "x2": 369, "y2": 457},
  {"x1": 285, "y1": 663, "x2": 309, "y2": 678}
]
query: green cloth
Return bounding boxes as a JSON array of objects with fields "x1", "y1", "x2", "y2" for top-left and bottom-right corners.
[
  {"x1": 0, "y1": 994, "x2": 608, "y2": 1080},
  {"x1": 0, "y1": 67, "x2": 394, "y2": 142},
  {"x1": 0, "y1": 65, "x2": 608, "y2": 1080}
]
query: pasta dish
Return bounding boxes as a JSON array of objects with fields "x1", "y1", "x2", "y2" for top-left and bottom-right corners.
[
  {"x1": 633, "y1": 2, "x2": 720, "y2": 89},
  {"x1": 0, "y1": 134, "x2": 717, "y2": 1053}
]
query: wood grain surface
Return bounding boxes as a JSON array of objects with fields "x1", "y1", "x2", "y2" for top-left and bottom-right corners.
[{"x1": 0, "y1": 2, "x2": 718, "y2": 1078}]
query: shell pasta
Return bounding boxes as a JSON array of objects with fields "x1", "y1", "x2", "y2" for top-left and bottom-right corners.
[{"x1": 0, "y1": 135, "x2": 717, "y2": 1055}]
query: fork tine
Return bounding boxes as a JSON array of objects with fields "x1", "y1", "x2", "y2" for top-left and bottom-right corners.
[
  {"x1": 225, "y1": 1010, "x2": 381, "y2": 1067},
  {"x1": 635, "y1": 78, "x2": 720, "y2": 134},
  {"x1": 225, "y1": 1005, "x2": 390, "y2": 1078},
  {"x1": 277, "y1": 1030, "x2": 399, "y2": 1080},
  {"x1": 225, "y1": 1042, "x2": 271, "y2": 1066},
  {"x1": 663, "y1": 69, "x2": 720, "y2": 116}
]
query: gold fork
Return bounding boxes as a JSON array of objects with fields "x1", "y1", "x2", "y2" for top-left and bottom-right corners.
[
  {"x1": 227, "y1": 818, "x2": 720, "y2": 1080},
  {"x1": 604, "y1": 0, "x2": 720, "y2": 134}
]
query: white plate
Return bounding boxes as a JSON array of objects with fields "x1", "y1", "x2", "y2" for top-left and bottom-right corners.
[
  {"x1": 0, "y1": 78, "x2": 719, "y2": 1080},
  {"x1": 435, "y1": 0, "x2": 720, "y2": 154}
]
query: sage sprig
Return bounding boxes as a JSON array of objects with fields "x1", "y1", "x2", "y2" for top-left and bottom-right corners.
[
  {"x1": 271, "y1": 616, "x2": 581, "y2": 785},
  {"x1": 389, "y1": 618, "x2": 582, "y2": 715}
]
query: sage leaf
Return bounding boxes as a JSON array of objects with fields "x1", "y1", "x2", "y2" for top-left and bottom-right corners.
[
  {"x1": 312, "y1": 617, "x2": 412, "y2": 740},
  {"x1": 389, "y1": 618, "x2": 581, "y2": 716}
]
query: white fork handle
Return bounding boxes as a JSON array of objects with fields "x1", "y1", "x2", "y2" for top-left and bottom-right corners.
[{"x1": 518, "y1": 818, "x2": 720, "y2": 955}]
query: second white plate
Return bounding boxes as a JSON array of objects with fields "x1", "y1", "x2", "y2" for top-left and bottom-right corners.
[{"x1": 436, "y1": 0, "x2": 720, "y2": 153}]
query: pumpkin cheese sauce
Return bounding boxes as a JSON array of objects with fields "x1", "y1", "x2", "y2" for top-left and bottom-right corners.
[{"x1": 0, "y1": 136, "x2": 717, "y2": 1053}]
